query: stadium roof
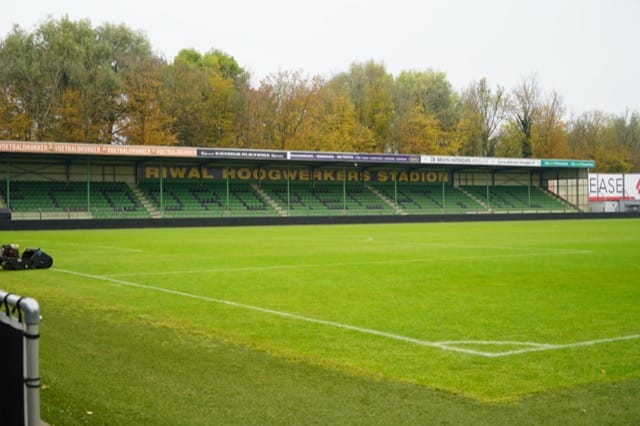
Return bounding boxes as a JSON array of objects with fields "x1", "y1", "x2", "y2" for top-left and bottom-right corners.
[{"x1": 0, "y1": 140, "x2": 596, "y2": 171}]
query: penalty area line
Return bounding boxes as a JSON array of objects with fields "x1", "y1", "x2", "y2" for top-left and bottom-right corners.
[{"x1": 52, "y1": 268, "x2": 640, "y2": 358}]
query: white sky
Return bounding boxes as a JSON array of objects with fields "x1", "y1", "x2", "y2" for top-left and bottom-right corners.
[{"x1": 2, "y1": 0, "x2": 639, "y2": 116}]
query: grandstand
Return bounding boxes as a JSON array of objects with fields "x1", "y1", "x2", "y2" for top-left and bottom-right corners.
[
  {"x1": 461, "y1": 185, "x2": 571, "y2": 212},
  {"x1": 0, "y1": 141, "x2": 593, "y2": 221},
  {"x1": 1, "y1": 181, "x2": 148, "y2": 219},
  {"x1": 138, "y1": 180, "x2": 278, "y2": 218}
]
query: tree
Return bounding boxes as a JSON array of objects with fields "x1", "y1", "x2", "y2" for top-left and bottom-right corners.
[
  {"x1": 119, "y1": 56, "x2": 175, "y2": 145},
  {"x1": 0, "y1": 85, "x2": 31, "y2": 140},
  {"x1": 90, "y1": 22, "x2": 154, "y2": 143},
  {"x1": 609, "y1": 111, "x2": 640, "y2": 171},
  {"x1": 164, "y1": 49, "x2": 239, "y2": 146},
  {"x1": 48, "y1": 89, "x2": 86, "y2": 142},
  {"x1": 390, "y1": 70, "x2": 461, "y2": 155},
  {"x1": 395, "y1": 70, "x2": 458, "y2": 129},
  {"x1": 458, "y1": 78, "x2": 506, "y2": 156},
  {"x1": 0, "y1": 22, "x2": 71, "y2": 140},
  {"x1": 533, "y1": 90, "x2": 568, "y2": 158},
  {"x1": 255, "y1": 70, "x2": 322, "y2": 150},
  {"x1": 392, "y1": 105, "x2": 441, "y2": 154},
  {"x1": 302, "y1": 82, "x2": 376, "y2": 152},
  {"x1": 234, "y1": 85, "x2": 276, "y2": 149},
  {"x1": 0, "y1": 17, "x2": 155, "y2": 143},
  {"x1": 566, "y1": 111, "x2": 607, "y2": 161},
  {"x1": 333, "y1": 61, "x2": 395, "y2": 152},
  {"x1": 508, "y1": 75, "x2": 541, "y2": 157},
  {"x1": 495, "y1": 121, "x2": 525, "y2": 157}
]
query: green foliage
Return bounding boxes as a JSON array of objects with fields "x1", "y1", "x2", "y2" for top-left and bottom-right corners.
[
  {"x1": 0, "y1": 17, "x2": 154, "y2": 143},
  {"x1": 1, "y1": 17, "x2": 639, "y2": 169},
  {"x1": 334, "y1": 61, "x2": 396, "y2": 152}
]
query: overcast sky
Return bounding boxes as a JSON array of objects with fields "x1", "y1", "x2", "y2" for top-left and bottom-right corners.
[{"x1": 3, "y1": 0, "x2": 639, "y2": 116}]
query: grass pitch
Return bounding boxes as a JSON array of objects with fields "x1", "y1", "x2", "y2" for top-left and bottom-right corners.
[{"x1": 2, "y1": 219, "x2": 640, "y2": 424}]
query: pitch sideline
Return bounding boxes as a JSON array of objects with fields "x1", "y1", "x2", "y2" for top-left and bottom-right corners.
[{"x1": 53, "y1": 268, "x2": 640, "y2": 358}]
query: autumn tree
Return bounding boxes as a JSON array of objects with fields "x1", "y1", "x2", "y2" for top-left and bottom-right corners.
[
  {"x1": 508, "y1": 75, "x2": 541, "y2": 158},
  {"x1": 332, "y1": 61, "x2": 395, "y2": 152},
  {"x1": 390, "y1": 70, "x2": 460, "y2": 154},
  {"x1": 0, "y1": 21, "x2": 74, "y2": 140},
  {"x1": 301, "y1": 81, "x2": 376, "y2": 152},
  {"x1": 608, "y1": 111, "x2": 640, "y2": 171},
  {"x1": 566, "y1": 111, "x2": 607, "y2": 161},
  {"x1": 0, "y1": 17, "x2": 155, "y2": 143},
  {"x1": 234, "y1": 85, "x2": 276, "y2": 149},
  {"x1": 0, "y1": 85, "x2": 31, "y2": 140},
  {"x1": 458, "y1": 78, "x2": 506, "y2": 156},
  {"x1": 119, "y1": 56, "x2": 175, "y2": 145},
  {"x1": 532, "y1": 90, "x2": 568, "y2": 158},
  {"x1": 163, "y1": 49, "x2": 241, "y2": 146},
  {"x1": 253, "y1": 70, "x2": 321, "y2": 150}
]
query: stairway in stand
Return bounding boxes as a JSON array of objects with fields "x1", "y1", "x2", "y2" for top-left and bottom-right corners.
[{"x1": 128, "y1": 183, "x2": 162, "y2": 218}]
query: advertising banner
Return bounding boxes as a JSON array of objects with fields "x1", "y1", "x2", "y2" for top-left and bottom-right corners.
[
  {"x1": 0, "y1": 141, "x2": 197, "y2": 157},
  {"x1": 290, "y1": 151, "x2": 420, "y2": 164},
  {"x1": 588, "y1": 173, "x2": 640, "y2": 201},
  {"x1": 197, "y1": 148, "x2": 287, "y2": 160},
  {"x1": 421, "y1": 155, "x2": 541, "y2": 167}
]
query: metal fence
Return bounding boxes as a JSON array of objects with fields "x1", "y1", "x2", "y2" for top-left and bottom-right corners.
[{"x1": 0, "y1": 290, "x2": 41, "y2": 426}]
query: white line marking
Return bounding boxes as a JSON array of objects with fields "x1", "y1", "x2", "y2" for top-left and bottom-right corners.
[
  {"x1": 481, "y1": 334, "x2": 640, "y2": 357},
  {"x1": 52, "y1": 268, "x2": 640, "y2": 358}
]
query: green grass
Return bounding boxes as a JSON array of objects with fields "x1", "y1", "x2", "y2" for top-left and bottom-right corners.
[{"x1": 2, "y1": 219, "x2": 640, "y2": 424}]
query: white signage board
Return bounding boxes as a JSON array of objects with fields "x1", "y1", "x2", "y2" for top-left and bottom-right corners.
[{"x1": 588, "y1": 173, "x2": 640, "y2": 201}]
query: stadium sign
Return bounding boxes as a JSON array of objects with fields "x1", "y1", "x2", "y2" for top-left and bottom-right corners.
[
  {"x1": 140, "y1": 166, "x2": 449, "y2": 183},
  {"x1": 588, "y1": 173, "x2": 640, "y2": 201}
]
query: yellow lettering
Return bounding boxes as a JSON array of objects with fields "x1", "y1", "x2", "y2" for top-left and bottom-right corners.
[
  {"x1": 326, "y1": 170, "x2": 338, "y2": 181},
  {"x1": 299, "y1": 169, "x2": 310, "y2": 181},
  {"x1": 145, "y1": 167, "x2": 159, "y2": 179},
  {"x1": 398, "y1": 172, "x2": 408, "y2": 182},
  {"x1": 253, "y1": 169, "x2": 266, "y2": 180},
  {"x1": 439, "y1": 172, "x2": 449, "y2": 183},
  {"x1": 268, "y1": 169, "x2": 281, "y2": 181},
  {"x1": 187, "y1": 168, "x2": 201, "y2": 179},
  {"x1": 168, "y1": 167, "x2": 187, "y2": 179},
  {"x1": 202, "y1": 168, "x2": 214, "y2": 179},
  {"x1": 223, "y1": 168, "x2": 236, "y2": 180},
  {"x1": 237, "y1": 168, "x2": 251, "y2": 180}
]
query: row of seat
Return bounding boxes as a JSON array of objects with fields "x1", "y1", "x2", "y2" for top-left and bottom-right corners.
[
  {"x1": 370, "y1": 183, "x2": 487, "y2": 214},
  {"x1": 260, "y1": 182, "x2": 395, "y2": 216},
  {"x1": 138, "y1": 181, "x2": 278, "y2": 218},
  {"x1": 0, "y1": 181, "x2": 149, "y2": 218},
  {"x1": 0, "y1": 180, "x2": 574, "y2": 218},
  {"x1": 461, "y1": 186, "x2": 569, "y2": 212}
]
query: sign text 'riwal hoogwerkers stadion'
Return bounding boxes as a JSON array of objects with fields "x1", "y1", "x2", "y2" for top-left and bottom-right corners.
[{"x1": 140, "y1": 165, "x2": 451, "y2": 183}]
